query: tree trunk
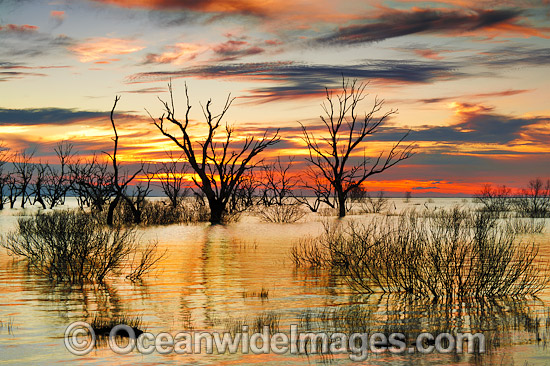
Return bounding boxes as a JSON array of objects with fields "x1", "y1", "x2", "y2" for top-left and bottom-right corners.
[
  {"x1": 20, "y1": 188, "x2": 27, "y2": 208},
  {"x1": 124, "y1": 197, "x2": 142, "y2": 224},
  {"x1": 107, "y1": 195, "x2": 120, "y2": 226},
  {"x1": 35, "y1": 195, "x2": 46, "y2": 209},
  {"x1": 337, "y1": 191, "x2": 346, "y2": 218},
  {"x1": 132, "y1": 206, "x2": 141, "y2": 224},
  {"x1": 209, "y1": 199, "x2": 224, "y2": 225}
]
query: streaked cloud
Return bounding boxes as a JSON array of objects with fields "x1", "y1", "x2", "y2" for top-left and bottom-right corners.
[
  {"x1": 411, "y1": 104, "x2": 548, "y2": 144},
  {"x1": 89, "y1": 0, "x2": 278, "y2": 17},
  {"x1": 211, "y1": 39, "x2": 264, "y2": 61},
  {"x1": 70, "y1": 37, "x2": 145, "y2": 63},
  {"x1": 475, "y1": 46, "x2": 550, "y2": 67},
  {"x1": 0, "y1": 107, "x2": 106, "y2": 125},
  {"x1": 118, "y1": 86, "x2": 167, "y2": 94},
  {"x1": 0, "y1": 23, "x2": 38, "y2": 34},
  {"x1": 127, "y1": 60, "x2": 461, "y2": 101},
  {"x1": 143, "y1": 42, "x2": 206, "y2": 64},
  {"x1": 417, "y1": 89, "x2": 531, "y2": 104},
  {"x1": 314, "y1": 8, "x2": 548, "y2": 46}
]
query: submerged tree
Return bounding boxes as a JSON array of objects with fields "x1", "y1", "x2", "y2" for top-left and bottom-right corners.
[
  {"x1": 71, "y1": 155, "x2": 113, "y2": 211},
  {"x1": 13, "y1": 150, "x2": 35, "y2": 209},
  {"x1": 156, "y1": 151, "x2": 189, "y2": 209},
  {"x1": 260, "y1": 156, "x2": 298, "y2": 207},
  {"x1": 43, "y1": 141, "x2": 74, "y2": 209},
  {"x1": 474, "y1": 183, "x2": 512, "y2": 214},
  {"x1": 31, "y1": 162, "x2": 47, "y2": 209},
  {"x1": 300, "y1": 78, "x2": 414, "y2": 218},
  {"x1": 294, "y1": 166, "x2": 335, "y2": 213},
  {"x1": 151, "y1": 82, "x2": 280, "y2": 224},
  {"x1": 105, "y1": 96, "x2": 144, "y2": 226},
  {"x1": 515, "y1": 178, "x2": 550, "y2": 218}
]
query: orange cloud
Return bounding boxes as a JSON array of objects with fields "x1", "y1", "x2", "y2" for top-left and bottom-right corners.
[
  {"x1": 144, "y1": 43, "x2": 206, "y2": 65},
  {"x1": 50, "y1": 11, "x2": 66, "y2": 20},
  {"x1": 70, "y1": 37, "x2": 145, "y2": 63},
  {"x1": 412, "y1": 49, "x2": 445, "y2": 60},
  {"x1": 90, "y1": 0, "x2": 278, "y2": 16},
  {"x1": 0, "y1": 24, "x2": 38, "y2": 33},
  {"x1": 447, "y1": 101, "x2": 494, "y2": 117},
  {"x1": 90, "y1": 0, "x2": 361, "y2": 28},
  {"x1": 471, "y1": 22, "x2": 550, "y2": 39}
]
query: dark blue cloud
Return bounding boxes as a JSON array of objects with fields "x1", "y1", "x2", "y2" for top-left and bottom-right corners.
[
  {"x1": 314, "y1": 8, "x2": 523, "y2": 46},
  {"x1": 474, "y1": 46, "x2": 550, "y2": 67},
  {"x1": 0, "y1": 107, "x2": 105, "y2": 125},
  {"x1": 411, "y1": 113, "x2": 546, "y2": 144},
  {"x1": 127, "y1": 60, "x2": 461, "y2": 101}
]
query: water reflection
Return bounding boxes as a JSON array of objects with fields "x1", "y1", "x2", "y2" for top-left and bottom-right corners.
[{"x1": 0, "y1": 199, "x2": 549, "y2": 365}]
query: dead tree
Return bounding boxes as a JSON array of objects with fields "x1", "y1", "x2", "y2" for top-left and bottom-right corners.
[
  {"x1": 473, "y1": 184, "x2": 512, "y2": 213},
  {"x1": 105, "y1": 96, "x2": 143, "y2": 226},
  {"x1": 300, "y1": 78, "x2": 414, "y2": 218},
  {"x1": 6, "y1": 176, "x2": 19, "y2": 209},
  {"x1": 32, "y1": 162, "x2": 47, "y2": 209},
  {"x1": 294, "y1": 166, "x2": 335, "y2": 213},
  {"x1": 70, "y1": 155, "x2": 113, "y2": 211},
  {"x1": 121, "y1": 165, "x2": 154, "y2": 223},
  {"x1": 43, "y1": 141, "x2": 74, "y2": 209},
  {"x1": 0, "y1": 175, "x2": 6, "y2": 210},
  {"x1": 13, "y1": 150, "x2": 35, "y2": 208},
  {"x1": 260, "y1": 156, "x2": 298, "y2": 206},
  {"x1": 156, "y1": 151, "x2": 189, "y2": 208},
  {"x1": 0, "y1": 144, "x2": 9, "y2": 210},
  {"x1": 227, "y1": 169, "x2": 261, "y2": 215},
  {"x1": 151, "y1": 82, "x2": 280, "y2": 224},
  {"x1": 514, "y1": 178, "x2": 550, "y2": 218}
]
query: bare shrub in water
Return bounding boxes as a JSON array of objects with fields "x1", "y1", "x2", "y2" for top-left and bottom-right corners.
[
  {"x1": 504, "y1": 215, "x2": 546, "y2": 234},
  {"x1": 514, "y1": 178, "x2": 550, "y2": 218},
  {"x1": 219, "y1": 311, "x2": 280, "y2": 335},
  {"x1": 258, "y1": 203, "x2": 306, "y2": 223},
  {"x1": 2, "y1": 210, "x2": 162, "y2": 283},
  {"x1": 93, "y1": 196, "x2": 210, "y2": 226},
  {"x1": 291, "y1": 208, "x2": 549, "y2": 299},
  {"x1": 474, "y1": 183, "x2": 513, "y2": 214}
]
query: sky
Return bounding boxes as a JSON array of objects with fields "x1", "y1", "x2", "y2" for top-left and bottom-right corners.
[{"x1": 0, "y1": 0, "x2": 549, "y2": 196}]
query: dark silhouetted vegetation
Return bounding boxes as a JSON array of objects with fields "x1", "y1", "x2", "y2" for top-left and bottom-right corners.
[
  {"x1": 514, "y1": 178, "x2": 550, "y2": 218},
  {"x1": 156, "y1": 151, "x2": 190, "y2": 209},
  {"x1": 2, "y1": 210, "x2": 163, "y2": 283},
  {"x1": 151, "y1": 82, "x2": 279, "y2": 224},
  {"x1": 300, "y1": 77, "x2": 414, "y2": 218},
  {"x1": 105, "y1": 96, "x2": 145, "y2": 226},
  {"x1": 474, "y1": 183, "x2": 513, "y2": 214},
  {"x1": 91, "y1": 315, "x2": 145, "y2": 339},
  {"x1": 291, "y1": 208, "x2": 549, "y2": 299}
]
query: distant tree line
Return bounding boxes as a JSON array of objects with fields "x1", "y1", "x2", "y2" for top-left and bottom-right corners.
[{"x1": 474, "y1": 179, "x2": 550, "y2": 218}]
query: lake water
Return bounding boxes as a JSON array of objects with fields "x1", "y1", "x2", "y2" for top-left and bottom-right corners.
[{"x1": 1, "y1": 198, "x2": 550, "y2": 365}]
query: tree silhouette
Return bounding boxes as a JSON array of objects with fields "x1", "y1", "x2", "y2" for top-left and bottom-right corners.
[
  {"x1": 13, "y1": 150, "x2": 35, "y2": 208},
  {"x1": 155, "y1": 151, "x2": 189, "y2": 209},
  {"x1": 43, "y1": 141, "x2": 74, "y2": 209},
  {"x1": 300, "y1": 78, "x2": 414, "y2": 217},
  {"x1": 151, "y1": 82, "x2": 279, "y2": 224},
  {"x1": 105, "y1": 96, "x2": 144, "y2": 226}
]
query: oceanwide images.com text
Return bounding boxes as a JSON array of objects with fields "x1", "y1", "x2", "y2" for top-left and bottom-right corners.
[{"x1": 65, "y1": 321, "x2": 486, "y2": 361}]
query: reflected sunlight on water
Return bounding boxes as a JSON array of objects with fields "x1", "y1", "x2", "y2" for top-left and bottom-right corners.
[{"x1": 1, "y1": 198, "x2": 550, "y2": 365}]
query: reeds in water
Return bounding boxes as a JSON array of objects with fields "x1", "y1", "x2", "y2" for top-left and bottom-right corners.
[{"x1": 291, "y1": 208, "x2": 549, "y2": 299}]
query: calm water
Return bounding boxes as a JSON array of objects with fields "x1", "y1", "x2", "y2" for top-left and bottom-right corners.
[{"x1": 1, "y1": 198, "x2": 550, "y2": 365}]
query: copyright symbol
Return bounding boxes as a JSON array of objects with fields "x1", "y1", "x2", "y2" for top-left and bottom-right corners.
[{"x1": 64, "y1": 321, "x2": 96, "y2": 356}]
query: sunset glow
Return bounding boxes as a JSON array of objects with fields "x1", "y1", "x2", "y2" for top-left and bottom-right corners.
[{"x1": 0, "y1": 0, "x2": 549, "y2": 195}]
